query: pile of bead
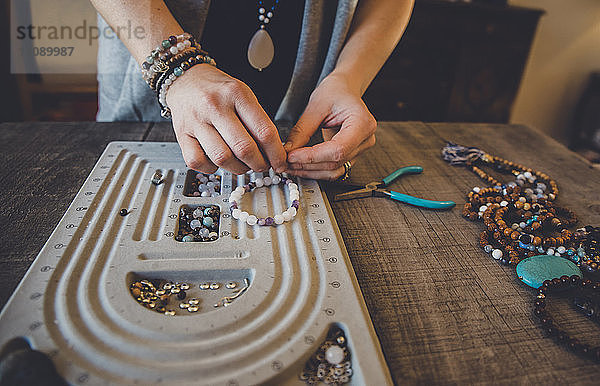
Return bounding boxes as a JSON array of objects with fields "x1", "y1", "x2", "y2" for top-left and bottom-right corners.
[
  {"x1": 229, "y1": 171, "x2": 299, "y2": 226},
  {"x1": 129, "y1": 280, "x2": 192, "y2": 315},
  {"x1": 300, "y1": 326, "x2": 353, "y2": 385},
  {"x1": 175, "y1": 205, "x2": 220, "y2": 242},
  {"x1": 184, "y1": 170, "x2": 222, "y2": 197}
]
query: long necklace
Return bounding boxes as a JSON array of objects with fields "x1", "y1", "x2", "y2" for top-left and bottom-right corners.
[
  {"x1": 247, "y1": 0, "x2": 279, "y2": 71},
  {"x1": 443, "y1": 142, "x2": 600, "y2": 360}
]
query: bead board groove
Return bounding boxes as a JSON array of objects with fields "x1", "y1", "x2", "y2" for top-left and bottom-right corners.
[{"x1": 0, "y1": 142, "x2": 391, "y2": 385}]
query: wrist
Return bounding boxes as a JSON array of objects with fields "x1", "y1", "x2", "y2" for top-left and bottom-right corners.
[{"x1": 322, "y1": 70, "x2": 364, "y2": 97}]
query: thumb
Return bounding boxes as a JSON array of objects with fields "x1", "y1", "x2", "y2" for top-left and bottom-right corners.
[{"x1": 284, "y1": 101, "x2": 326, "y2": 153}]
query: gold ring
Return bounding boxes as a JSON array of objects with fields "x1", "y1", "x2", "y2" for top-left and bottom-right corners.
[{"x1": 338, "y1": 161, "x2": 352, "y2": 182}]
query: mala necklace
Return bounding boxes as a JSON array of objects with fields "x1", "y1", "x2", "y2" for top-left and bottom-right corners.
[
  {"x1": 229, "y1": 171, "x2": 299, "y2": 226},
  {"x1": 247, "y1": 0, "x2": 280, "y2": 71},
  {"x1": 442, "y1": 142, "x2": 598, "y2": 270},
  {"x1": 443, "y1": 142, "x2": 600, "y2": 360}
]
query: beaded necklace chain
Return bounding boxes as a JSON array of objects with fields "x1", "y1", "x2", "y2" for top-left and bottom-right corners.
[
  {"x1": 443, "y1": 142, "x2": 600, "y2": 361},
  {"x1": 442, "y1": 142, "x2": 598, "y2": 271}
]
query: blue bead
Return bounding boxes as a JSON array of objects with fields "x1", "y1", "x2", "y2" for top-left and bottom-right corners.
[
  {"x1": 567, "y1": 249, "x2": 575, "y2": 256},
  {"x1": 516, "y1": 254, "x2": 582, "y2": 288},
  {"x1": 519, "y1": 241, "x2": 529, "y2": 249},
  {"x1": 203, "y1": 217, "x2": 213, "y2": 227},
  {"x1": 182, "y1": 235, "x2": 194, "y2": 242},
  {"x1": 204, "y1": 207, "x2": 212, "y2": 216}
]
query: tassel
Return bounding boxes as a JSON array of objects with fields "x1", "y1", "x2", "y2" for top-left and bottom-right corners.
[{"x1": 441, "y1": 142, "x2": 486, "y2": 166}]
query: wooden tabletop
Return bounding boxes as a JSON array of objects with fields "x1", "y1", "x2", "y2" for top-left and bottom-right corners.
[{"x1": 1, "y1": 121, "x2": 600, "y2": 384}]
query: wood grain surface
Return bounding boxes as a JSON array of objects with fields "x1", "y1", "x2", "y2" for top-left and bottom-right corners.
[{"x1": 1, "y1": 121, "x2": 599, "y2": 385}]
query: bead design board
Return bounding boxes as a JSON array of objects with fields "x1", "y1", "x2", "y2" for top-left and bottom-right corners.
[{"x1": 0, "y1": 142, "x2": 392, "y2": 385}]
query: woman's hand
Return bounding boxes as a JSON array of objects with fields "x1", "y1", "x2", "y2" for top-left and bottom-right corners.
[
  {"x1": 166, "y1": 64, "x2": 288, "y2": 175},
  {"x1": 283, "y1": 73, "x2": 377, "y2": 181}
]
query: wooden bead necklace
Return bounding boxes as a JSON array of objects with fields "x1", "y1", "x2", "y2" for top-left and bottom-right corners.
[
  {"x1": 534, "y1": 275, "x2": 600, "y2": 361},
  {"x1": 443, "y1": 142, "x2": 600, "y2": 361},
  {"x1": 442, "y1": 142, "x2": 598, "y2": 271}
]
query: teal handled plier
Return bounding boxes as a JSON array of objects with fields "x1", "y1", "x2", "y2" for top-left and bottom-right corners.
[{"x1": 333, "y1": 166, "x2": 456, "y2": 210}]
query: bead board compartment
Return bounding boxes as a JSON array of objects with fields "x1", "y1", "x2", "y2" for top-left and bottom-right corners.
[{"x1": 0, "y1": 142, "x2": 391, "y2": 385}]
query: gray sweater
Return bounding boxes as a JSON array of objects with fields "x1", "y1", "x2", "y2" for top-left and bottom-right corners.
[{"x1": 96, "y1": 0, "x2": 357, "y2": 124}]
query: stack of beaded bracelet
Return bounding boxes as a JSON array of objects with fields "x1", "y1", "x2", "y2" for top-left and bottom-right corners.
[
  {"x1": 142, "y1": 33, "x2": 195, "y2": 86},
  {"x1": 155, "y1": 49, "x2": 217, "y2": 119},
  {"x1": 140, "y1": 33, "x2": 217, "y2": 119},
  {"x1": 533, "y1": 275, "x2": 600, "y2": 361},
  {"x1": 229, "y1": 172, "x2": 299, "y2": 226}
]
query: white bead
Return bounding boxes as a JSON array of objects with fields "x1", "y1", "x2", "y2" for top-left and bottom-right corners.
[
  {"x1": 547, "y1": 248, "x2": 555, "y2": 255},
  {"x1": 239, "y1": 211, "x2": 249, "y2": 222},
  {"x1": 288, "y1": 207, "x2": 297, "y2": 217},
  {"x1": 232, "y1": 209, "x2": 241, "y2": 219},
  {"x1": 165, "y1": 78, "x2": 172, "y2": 86},
  {"x1": 193, "y1": 208, "x2": 203, "y2": 218},
  {"x1": 259, "y1": 15, "x2": 265, "y2": 21},
  {"x1": 473, "y1": 187, "x2": 480, "y2": 193},
  {"x1": 184, "y1": 39, "x2": 191, "y2": 48},
  {"x1": 282, "y1": 211, "x2": 292, "y2": 222},
  {"x1": 263, "y1": 177, "x2": 272, "y2": 186},
  {"x1": 259, "y1": 7, "x2": 265, "y2": 13},
  {"x1": 479, "y1": 205, "x2": 488, "y2": 213},
  {"x1": 290, "y1": 192, "x2": 300, "y2": 201},
  {"x1": 274, "y1": 214, "x2": 284, "y2": 225},
  {"x1": 247, "y1": 215, "x2": 258, "y2": 226},
  {"x1": 524, "y1": 171, "x2": 533, "y2": 179},
  {"x1": 491, "y1": 249, "x2": 503, "y2": 260},
  {"x1": 267, "y1": 11, "x2": 273, "y2": 18},
  {"x1": 557, "y1": 246, "x2": 566, "y2": 254},
  {"x1": 272, "y1": 175, "x2": 281, "y2": 184},
  {"x1": 519, "y1": 197, "x2": 526, "y2": 203},
  {"x1": 235, "y1": 186, "x2": 245, "y2": 194},
  {"x1": 549, "y1": 193, "x2": 556, "y2": 200},
  {"x1": 201, "y1": 191, "x2": 209, "y2": 197},
  {"x1": 325, "y1": 345, "x2": 344, "y2": 365},
  {"x1": 170, "y1": 46, "x2": 178, "y2": 54},
  {"x1": 254, "y1": 178, "x2": 264, "y2": 187},
  {"x1": 500, "y1": 201, "x2": 508, "y2": 207},
  {"x1": 288, "y1": 183, "x2": 298, "y2": 190},
  {"x1": 177, "y1": 42, "x2": 185, "y2": 50},
  {"x1": 519, "y1": 222, "x2": 526, "y2": 228}
]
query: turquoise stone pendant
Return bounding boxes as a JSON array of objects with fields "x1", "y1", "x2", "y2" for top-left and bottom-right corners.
[{"x1": 516, "y1": 254, "x2": 582, "y2": 288}]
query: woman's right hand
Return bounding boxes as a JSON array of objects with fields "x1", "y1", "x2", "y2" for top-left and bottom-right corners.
[{"x1": 166, "y1": 64, "x2": 287, "y2": 175}]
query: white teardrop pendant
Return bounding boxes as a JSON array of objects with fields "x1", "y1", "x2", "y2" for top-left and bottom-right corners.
[{"x1": 248, "y1": 28, "x2": 274, "y2": 71}]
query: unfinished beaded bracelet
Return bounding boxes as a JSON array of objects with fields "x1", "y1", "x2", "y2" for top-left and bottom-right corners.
[{"x1": 229, "y1": 172, "x2": 299, "y2": 226}]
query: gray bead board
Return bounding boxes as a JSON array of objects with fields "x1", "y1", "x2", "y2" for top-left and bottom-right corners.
[{"x1": 0, "y1": 142, "x2": 391, "y2": 385}]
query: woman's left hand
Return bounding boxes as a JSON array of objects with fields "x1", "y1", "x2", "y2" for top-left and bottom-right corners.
[{"x1": 283, "y1": 73, "x2": 377, "y2": 181}]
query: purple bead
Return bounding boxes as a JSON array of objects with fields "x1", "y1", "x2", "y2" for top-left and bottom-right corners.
[
  {"x1": 281, "y1": 177, "x2": 288, "y2": 184},
  {"x1": 169, "y1": 35, "x2": 177, "y2": 45},
  {"x1": 257, "y1": 218, "x2": 266, "y2": 226},
  {"x1": 292, "y1": 200, "x2": 299, "y2": 208},
  {"x1": 286, "y1": 179, "x2": 292, "y2": 184},
  {"x1": 230, "y1": 201, "x2": 238, "y2": 208},
  {"x1": 244, "y1": 184, "x2": 251, "y2": 192},
  {"x1": 248, "y1": 182, "x2": 255, "y2": 189},
  {"x1": 265, "y1": 217, "x2": 274, "y2": 226}
]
